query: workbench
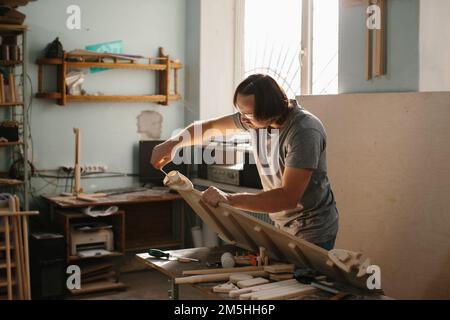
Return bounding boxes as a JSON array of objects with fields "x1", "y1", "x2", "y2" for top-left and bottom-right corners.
[
  {"x1": 135, "y1": 246, "x2": 389, "y2": 300},
  {"x1": 42, "y1": 189, "x2": 186, "y2": 252}
]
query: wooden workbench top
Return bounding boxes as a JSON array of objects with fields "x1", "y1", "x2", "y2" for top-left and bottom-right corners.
[{"x1": 42, "y1": 189, "x2": 182, "y2": 208}]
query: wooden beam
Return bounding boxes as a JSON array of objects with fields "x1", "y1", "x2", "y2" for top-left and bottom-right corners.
[{"x1": 253, "y1": 225, "x2": 287, "y2": 262}]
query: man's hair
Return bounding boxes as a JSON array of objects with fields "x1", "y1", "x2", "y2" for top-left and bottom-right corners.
[{"x1": 233, "y1": 74, "x2": 290, "y2": 125}]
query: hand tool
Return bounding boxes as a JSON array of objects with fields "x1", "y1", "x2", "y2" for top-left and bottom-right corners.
[{"x1": 148, "y1": 248, "x2": 200, "y2": 263}]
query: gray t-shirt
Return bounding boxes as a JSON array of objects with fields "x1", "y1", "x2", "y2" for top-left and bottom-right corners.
[{"x1": 232, "y1": 100, "x2": 338, "y2": 244}]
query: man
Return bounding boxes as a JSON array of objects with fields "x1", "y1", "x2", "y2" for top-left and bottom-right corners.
[{"x1": 151, "y1": 74, "x2": 338, "y2": 250}]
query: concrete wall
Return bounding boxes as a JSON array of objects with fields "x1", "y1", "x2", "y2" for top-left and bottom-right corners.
[
  {"x1": 21, "y1": 0, "x2": 186, "y2": 195},
  {"x1": 339, "y1": 0, "x2": 420, "y2": 93},
  {"x1": 419, "y1": 0, "x2": 450, "y2": 91},
  {"x1": 300, "y1": 92, "x2": 450, "y2": 299}
]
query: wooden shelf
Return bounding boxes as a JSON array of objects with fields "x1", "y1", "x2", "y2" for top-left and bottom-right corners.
[
  {"x1": 68, "y1": 251, "x2": 124, "y2": 262},
  {"x1": 36, "y1": 58, "x2": 63, "y2": 65},
  {"x1": 0, "y1": 261, "x2": 16, "y2": 269},
  {"x1": 36, "y1": 47, "x2": 182, "y2": 106},
  {"x1": 0, "y1": 24, "x2": 27, "y2": 36},
  {"x1": 0, "y1": 60, "x2": 23, "y2": 66},
  {"x1": 0, "y1": 178, "x2": 24, "y2": 186},
  {"x1": 0, "y1": 24, "x2": 27, "y2": 31},
  {"x1": 35, "y1": 92, "x2": 61, "y2": 99},
  {"x1": 0, "y1": 244, "x2": 14, "y2": 251},
  {"x1": 66, "y1": 94, "x2": 181, "y2": 103},
  {"x1": 0, "y1": 141, "x2": 22, "y2": 147},
  {"x1": 0, "y1": 102, "x2": 23, "y2": 107},
  {"x1": 67, "y1": 61, "x2": 167, "y2": 71},
  {"x1": 0, "y1": 279, "x2": 17, "y2": 288}
]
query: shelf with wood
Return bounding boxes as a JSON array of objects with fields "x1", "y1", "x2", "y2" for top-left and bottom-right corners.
[
  {"x1": 0, "y1": 24, "x2": 30, "y2": 211},
  {"x1": 36, "y1": 46, "x2": 182, "y2": 106}
]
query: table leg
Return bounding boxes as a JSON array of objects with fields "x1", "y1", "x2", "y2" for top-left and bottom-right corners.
[{"x1": 168, "y1": 278, "x2": 179, "y2": 300}]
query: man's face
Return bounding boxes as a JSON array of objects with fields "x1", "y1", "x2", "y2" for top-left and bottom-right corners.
[{"x1": 235, "y1": 94, "x2": 272, "y2": 129}]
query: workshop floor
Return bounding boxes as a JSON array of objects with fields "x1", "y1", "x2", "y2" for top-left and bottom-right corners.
[{"x1": 71, "y1": 269, "x2": 206, "y2": 300}]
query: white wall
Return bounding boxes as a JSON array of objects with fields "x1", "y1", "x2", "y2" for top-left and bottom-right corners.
[
  {"x1": 300, "y1": 92, "x2": 450, "y2": 299},
  {"x1": 419, "y1": 0, "x2": 450, "y2": 91}
]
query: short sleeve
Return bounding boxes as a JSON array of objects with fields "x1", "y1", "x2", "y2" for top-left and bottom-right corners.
[
  {"x1": 231, "y1": 112, "x2": 250, "y2": 132},
  {"x1": 285, "y1": 129, "x2": 323, "y2": 170}
]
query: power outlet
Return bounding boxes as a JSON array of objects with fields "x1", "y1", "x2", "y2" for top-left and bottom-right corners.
[{"x1": 60, "y1": 164, "x2": 108, "y2": 173}]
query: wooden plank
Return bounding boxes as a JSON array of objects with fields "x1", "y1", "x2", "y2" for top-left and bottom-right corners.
[
  {"x1": 236, "y1": 277, "x2": 269, "y2": 288},
  {"x1": 0, "y1": 74, "x2": 4, "y2": 103},
  {"x1": 269, "y1": 273, "x2": 294, "y2": 281},
  {"x1": 229, "y1": 279, "x2": 298, "y2": 298},
  {"x1": 182, "y1": 265, "x2": 263, "y2": 276},
  {"x1": 174, "y1": 270, "x2": 268, "y2": 285},
  {"x1": 69, "y1": 280, "x2": 126, "y2": 296},
  {"x1": 66, "y1": 61, "x2": 167, "y2": 71},
  {"x1": 365, "y1": 0, "x2": 373, "y2": 80},
  {"x1": 252, "y1": 284, "x2": 317, "y2": 300},
  {"x1": 288, "y1": 242, "x2": 314, "y2": 269},
  {"x1": 8, "y1": 73, "x2": 16, "y2": 103},
  {"x1": 221, "y1": 210, "x2": 259, "y2": 252},
  {"x1": 264, "y1": 264, "x2": 295, "y2": 274},
  {"x1": 198, "y1": 200, "x2": 235, "y2": 243},
  {"x1": 252, "y1": 225, "x2": 287, "y2": 262},
  {"x1": 3, "y1": 215, "x2": 12, "y2": 299},
  {"x1": 238, "y1": 282, "x2": 303, "y2": 300},
  {"x1": 66, "y1": 94, "x2": 181, "y2": 103},
  {"x1": 164, "y1": 171, "x2": 370, "y2": 290},
  {"x1": 11, "y1": 213, "x2": 23, "y2": 299}
]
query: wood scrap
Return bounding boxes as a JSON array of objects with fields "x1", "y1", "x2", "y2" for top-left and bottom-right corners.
[
  {"x1": 236, "y1": 277, "x2": 269, "y2": 288},
  {"x1": 251, "y1": 284, "x2": 317, "y2": 300},
  {"x1": 229, "y1": 279, "x2": 298, "y2": 298},
  {"x1": 213, "y1": 282, "x2": 239, "y2": 293},
  {"x1": 239, "y1": 281, "x2": 317, "y2": 300},
  {"x1": 175, "y1": 270, "x2": 268, "y2": 285},
  {"x1": 269, "y1": 273, "x2": 294, "y2": 281},
  {"x1": 264, "y1": 264, "x2": 295, "y2": 274},
  {"x1": 182, "y1": 266, "x2": 263, "y2": 276},
  {"x1": 229, "y1": 273, "x2": 253, "y2": 284}
]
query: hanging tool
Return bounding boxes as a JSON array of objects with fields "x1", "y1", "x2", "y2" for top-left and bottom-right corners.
[{"x1": 148, "y1": 248, "x2": 200, "y2": 263}]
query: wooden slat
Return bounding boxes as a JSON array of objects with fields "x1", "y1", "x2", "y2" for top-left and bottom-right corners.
[
  {"x1": 66, "y1": 94, "x2": 181, "y2": 103},
  {"x1": 0, "y1": 141, "x2": 23, "y2": 147},
  {"x1": 66, "y1": 61, "x2": 167, "y2": 71},
  {"x1": 69, "y1": 280, "x2": 126, "y2": 296}
]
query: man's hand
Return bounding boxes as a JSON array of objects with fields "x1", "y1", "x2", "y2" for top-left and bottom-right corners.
[
  {"x1": 150, "y1": 140, "x2": 179, "y2": 169},
  {"x1": 201, "y1": 187, "x2": 231, "y2": 207}
]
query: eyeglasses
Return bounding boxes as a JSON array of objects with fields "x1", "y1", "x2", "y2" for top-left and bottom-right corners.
[{"x1": 239, "y1": 112, "x2": 255, "y2": 120}]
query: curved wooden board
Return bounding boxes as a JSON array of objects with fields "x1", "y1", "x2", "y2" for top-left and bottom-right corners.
[{"x1": 167, "y1": 172, "x2": 370, "y2": 289}]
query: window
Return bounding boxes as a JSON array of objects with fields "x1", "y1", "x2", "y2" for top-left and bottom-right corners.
[{"x1": 238, "y1": 0, "x2": 339, "y2": 96}]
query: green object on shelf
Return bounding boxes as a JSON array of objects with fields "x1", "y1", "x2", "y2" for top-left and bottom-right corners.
[{"x1": 85, "y1": 40, "x2": 123, "y2": 73}]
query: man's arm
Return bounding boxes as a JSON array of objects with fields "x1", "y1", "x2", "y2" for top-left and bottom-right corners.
[
  {"x1": 202, "y1": 166, "x2": 313, "y2": 213},
  {"x1": 151, "y1": 114, "x2": 243, "y2": 168}
]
